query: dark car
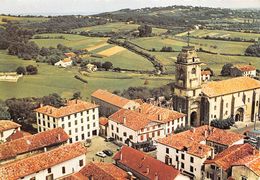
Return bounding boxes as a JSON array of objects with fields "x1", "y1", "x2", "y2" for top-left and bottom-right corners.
[
  {"x1": 103, "y1": 149, "x2": 114, "y2": 156},
  {"x1": 105, "y1": 137, "x2": 115, "y2": 142},
  {"x1": 143, "y1": 145, "x2": 157, "y2": 152}
]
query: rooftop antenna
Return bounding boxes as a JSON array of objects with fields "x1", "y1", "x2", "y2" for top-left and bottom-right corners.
[{"x1": 187, "y1": 31, "x2": 190, "y2": 47}]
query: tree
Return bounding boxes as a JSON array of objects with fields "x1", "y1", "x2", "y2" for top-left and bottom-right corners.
[
  {"x1": 72, "y1": 91, "x2": 82, "y2": 100},
  {"x1": 26, "y1": 65, "x2": 38, "y2": 75},
  {"x1": 138, "y1": 25, "x2": 152, "y2": 37},
  {"x1": 16, "y1": 66, "x2": 26, "y2": 75},
  {"x1": 102, "y1": 61, "x2": 113, "y2": 71},
  {"x1": 41, "y1": 93, "x2": 64, "y2": 108},
  {"x1": 0, "y1": 100, "x2": 11, "y2": 120},
  {"x1": 221, "y1": 63, "x2": 233, "y2": 76}
]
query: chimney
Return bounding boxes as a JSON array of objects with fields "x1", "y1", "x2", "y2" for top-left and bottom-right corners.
[
  {"x1": 120, "y1": 152, "x2": 123, "y2": 160},
  {"x1": 146, "y1": 166, "x2": 150, "y2": 174},
  {"x1": 211, "y1": 148, "x2": 215, "y2": 159},
  {"x1": 40, "y1": 103, "x2": 43, "y2": 107},
  {"x1": 158, "y1": 114, "x2": 162, "y2": 121},
  {"x1": 44, "y1": 147, "x2": 47, "y2": 152},
  {"x1": 57, "y1": 134, "x2": 61, "y2": 141},
  {"x1": 155, "y1": 173, "x2": 159, "y2": 180},
  {"x1": 123, "y1": 116, "x2": 126, "y2": 124},
  {"x1": 204, "y1": 130, "x2": 208, "y2": 138}
]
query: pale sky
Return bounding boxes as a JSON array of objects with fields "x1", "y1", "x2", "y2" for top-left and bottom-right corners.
[{"x1": 0, "y1": 0, "x2": 260, "y2": 15}]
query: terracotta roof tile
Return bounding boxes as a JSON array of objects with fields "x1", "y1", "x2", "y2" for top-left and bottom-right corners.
[
  {"x1": 0, "y1": 128, "x2": 69, "y2": 161},
  {"x1": 157, "y1": 125, "x2": 244, "y2": 157},
  {"x1": 205, "y1": 143, "x2": 259, "y2": 171},
  {"x1": 234, "y1": 64, "x2": 256, "y2": 72},
  {"x1": 6, "y1": 130, "x2": 31, "y2": 142},
  {"x1": 91, "y1": 89, "x2": 138, "y2": 108},
  {"x1": 0, "y1": 120, "x2": 21, "y2": 132},
  {"x1": 113, "y1": 146, "x2": 180, "y2": 180},
  {"x1": 135, "y1": 103, "x2": 186, "y2": 123},
  {"x1": 202, "y1": 77, "x2": 260, "y2": 97},
  {"x1": 65, "y1": 162, "x2": 128, "y2": 180},
  {"x1": 201, "y1": 70, "x2": 211, "y2": 76},
  {"x1": 35, "y1": 100, "x2": 98, "y2": 118},
  {"x1": 0, "y1": 142, "x2": 86, "y2": 180},
  {"x1": 109, "y1": 109, "x2": 161, "y2": 131},
  {"x1": 99, "y1": 117, "x2": 108, "y2": 126}
]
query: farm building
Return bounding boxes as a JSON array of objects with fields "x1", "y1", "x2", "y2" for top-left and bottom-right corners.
[
  {"x1": 55, "y1": 58, "x2": 73, "y2": 68},
  {"x1": 230, "y1": 64, "x2": 256, "y2": 77}
]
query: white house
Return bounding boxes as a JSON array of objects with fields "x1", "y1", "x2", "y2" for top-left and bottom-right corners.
[
  {"x1": 108, "y1": 105, "x2": 185, "y2": 148},
  {"x1": 35, "y1": 99, "x2": 99, "y2": 143},
  {"x1": 0, "y1": 142, "x2": 86, "y2": 180},
  {"x1": 0, "y1": 120, "x2": 21, "y2": 142},
  {"x1": 54, "y1": 58, "x2": 73, "y2": 68},
  {"x1": 230, "y1": 64, "x2": 257, "y2": 77},
  {"x1": 201, "y1": 70, "x2": 211, "y2": 82},
  {"x1": 156, "y1": 125, "x2": 244, "y2": 179},
  {"x1": 91, "y1": 89, "x2": 140, "y2": 117},
  {"x1": 86, "y1": 63, "x2": 98, "y2": 72}
]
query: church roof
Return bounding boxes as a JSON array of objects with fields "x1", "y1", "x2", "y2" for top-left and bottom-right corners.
[{"x1": 202, "y1": 77, "x2": 260, "y2": 97}]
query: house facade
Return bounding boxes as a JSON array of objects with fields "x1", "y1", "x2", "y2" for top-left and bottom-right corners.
[
  {"x1": 156, "y1": 125, "x2": 244, "y2": 179},
  {"x1": 0, "y1": 120, "x2": 21, "y2": 142},
  {"x1": 0, "y1": 142, "x2": 86, "y2": 180},
  {"x1": 91, "y1": 89, "x2": 140, "y2": 117},
  {"x1": 201, "y1": 70, "x2": 211, "y2": 82},
  {"x1": 114, "y1": 146, "x2": 189, "y2": 180},
  {"x1": 230, "y1": 64, "x2": 257, "y2": 77},
  {"x1": 55, "y1": 58, "x2": 73, "y2": 68},
  {"x1": 172, "y1": 46, "x2": 260, "y2": 127},
  {"x1": 35, "y1": 100, "x2": 99, "y2": 143}
]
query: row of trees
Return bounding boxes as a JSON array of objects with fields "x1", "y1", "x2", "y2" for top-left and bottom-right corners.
[
  {"x1": 245, "y1": 43, "x2": 260, "y2": 57},
  {"x1": 16, "y1": 65, "x2": 38, "y2": 75},
  {"x1": 210, "y1": 117, "x2": 235, "y2": 129}
]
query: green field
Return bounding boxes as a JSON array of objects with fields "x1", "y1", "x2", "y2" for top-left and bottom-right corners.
[
  {"x1": 132, "y1": 36, "x2": 254, "y2": 55},
  {"x1": 177, "y1": 30, "x2": 260, "y2": 41},
  {"x1": 0, "y1": 15, "x2": 48, "y2": 25},
  {"x1": 32, "y1": 33, "x2": 109, "y2": 49},
  {"x1": 0, "y1": 51, "x2": 170, "y2": 100},
  {"x1": 72, "y1": 22, "x2": 139, "y2": 33}
]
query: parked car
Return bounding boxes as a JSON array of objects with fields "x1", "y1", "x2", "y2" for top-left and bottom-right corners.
[
  {"x1": 143, "y1": 145, "x2": 157, "y2": 152},
  {"x1": 105, "y1": 137, "x2": 115, "y2": 142},
  {"x1": 103, "y1": 149, "x2": 113, "y2": 156},
  {"x1": 96, "y1": 151, "x2": 107, "y2": 158}
]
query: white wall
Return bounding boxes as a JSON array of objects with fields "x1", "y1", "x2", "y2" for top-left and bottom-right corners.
[
  {"x1": 20, "y1": 154, "x2": 85, "y2": 180},
  {"x1": 0, "y1": 128, "x2": 19, "y2": 142},
  {"x1": 37, "y1": 107, "x2": 99, "y2": 143}
]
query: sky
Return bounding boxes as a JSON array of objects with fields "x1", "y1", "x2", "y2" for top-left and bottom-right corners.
[{"x1": 0, "y1": 0, "x2": 260, "y2": 16}]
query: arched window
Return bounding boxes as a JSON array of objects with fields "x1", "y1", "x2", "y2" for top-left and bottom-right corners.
[
  {"x1": 191, "y1": 68, "x2": 196, "y2": 74},
  {"x1": 179, "y1": 68, "x2": 185, "y2": 80}
]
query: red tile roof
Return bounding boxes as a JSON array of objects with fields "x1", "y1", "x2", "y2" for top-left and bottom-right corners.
[
  {"x1": 205, "y1": 143, "x2": 259, "y2": 172},
  {"x1": 6, "y1": 130, "x2": 31, "y2": 142},
  {"x1": 99, "y1": 117, "x2": 108, "y2": 126},
  {"x1": 201, "y1": 70, "x2": 211, "y2": 76},
  {"x1": 64, "y1": 52, "x2": 76, "y2": 58},
  {"x1": 0, "y1": 142, "x2": 86, "y2": 180},
  {"x1": 65, "y1": 162, "x2": 128, "y2": 180},
  {"x1": 109, "y1": 109, "x2": 161, "y2": 131},
  {"x1": 0, "y1": 128, "x2": 69, "y2": 161},
  {"x1": 234, "y1": 64, "x2": 256, "y2": 72},
  {"x1": 135, "y1": 103, "x2": 186, "y2": 123},
  {"x1": 202, "y1": 77, "x2": 260, "y2": 97},
  {"x1": 0, "y1": 120, "x2": 21, "y2": 132},
  {"x1": 157, "y1": 125, "x2": 244, "y2": 157},
  {"x1": 113, "y1": 146, "x2": 180, "y2": 180},
  {"x1": 91, "y1": 89, "x2": 137, "y2": 108},
  {"x1": 35, "y1": 100, "x2": 98, "y2": 118}
]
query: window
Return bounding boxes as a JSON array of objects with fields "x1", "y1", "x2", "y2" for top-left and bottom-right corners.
[
  {"x1": 62, "y1": 117, "x2": 64, "y2": 121},
  {"x1": 79, "y1": 159, "x2": 84, "y2": 167},
  {"x1": 62, "y1": 167, "x2": 66, "y2": 174},
  {"x1": 81, "y1": 112, "x2": 83, "y2": 116},
  {"x1": 191, "y1": 68, "x2": 196, "y2": 74},
  {"x1": 157, "y1": 131, "x2": 160, "y2": 136},
  {"x1": 29, "y1": 177, "x2": 35, "y2": 180},
  {"x1": 140, "y1": 135, "x2": 143, "y2": 141},
  {"x1": 81, "y1": 118, "x2": 83, "y2": 123},
  {"x1": 47, "y1": 168, "x2": 51, "y2": 173},
  {"x1": 81, "y1": 126, "x2": 84, "y2": 131},
  {"x1": 116, "y1": 127, "x2": 119, "y2": 133},
  {"x1": 74, "y1": 113, "x2": 77, "y2": 118},
  {"x1": 53, "y1": 124, "x2": 56, "y2": 128},
  {"x1": 214, "y1": 106, "x2": 217, "y2": 110},
  {"x1": 181, "y1": 162, "x2": 184, "y2": 169},
  {"x1": 123, "y1": 132, "x2": 127, "y2": 137},
  {"x1": 152, "y1": 132, "x2": 155, "y2": 137},
  {"x1": 93, "y1": 114, "x2": 95, "y2": 119},
  {"x1": 93, "y1": 123, "x2": 95, "y2": 127},
  {"x1": 75, "y1": 136, "x2": 78, "y2": 141},
  {"x1": 166, "y1": 148, "x2": 169, "y2": 154},
  {"x1": 226, "y1": 103, "x2": 228, "y2": 108},
  {"x1": 43, "y1": 121, "x2": 46, "y2": 126},
  {"x1": 238, "y1": 92, "x2": 240, "y2": 97},
  {"x1": 257, "y1": 101, "x2": 259, "y2": 106},
  {"x1": 129, "y1": 135, "x2": 133, "y2": 140},
  {"x1": 248, "y1": 98, "x2": 250, "y2": 103},
  {"x1": 111, "y1": 125, "x2": 114, "y2": 130},
  {"x1": 68, "y1": 115, "x2": 71, "y2": 120},
  {"x1": 190, "y1": 157, "x2": 194, "y2": 163},
  {"x1": 193, "y1": 90, "x2": 196, "y2": 96},
  {"x1": 87, "y1": 117, "x2": 90, "y2": 122},
  {"x1": 68, "y1": 122, "x2": 71, "y2": 127},
  {"x1": 225, "y1": 111, "x2": 228, "y2": 115},
  {"x1": 190, "y1": 166, "x2": 194, "y2": 172},
  {"x1": 75, "y1": 128, "x2": 78, "y2": 133},
  {"x1": 87, "y1": 124, "x2": 90, "y2": 129},
  {"x1": 62, "y1": 124, "x2": 65, "y2": 129},
  {"x1": 81, "y1": 134, "x2": 85, "y2": 140},
  {"x1": 47, "y1": 122, "x2": 50, "y2": 128},
  {"x1": 176, "y1": 156, "x2": 179, "y2": 161},
  {"x1": 75, "y1": 120, "x2": 77, "y2": 125},
  {"x1": 69, "y1": 130, "x2": 71, "y2": 135},
  {"x1": 181, "y1": 154, "x2": 185, "y2": 160},
  {"x1": 215, "y1": 97, "x2": 217, "y2": 102}
]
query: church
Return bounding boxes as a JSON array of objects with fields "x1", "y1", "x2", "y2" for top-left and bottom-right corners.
[{"x1": 172, "y1": 46, "x2": 260, "y2": 127}]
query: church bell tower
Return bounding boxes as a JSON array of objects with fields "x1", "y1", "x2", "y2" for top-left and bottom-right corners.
[{"x1": 173, "y1": 45, "x2": 202, "y2": 127}]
